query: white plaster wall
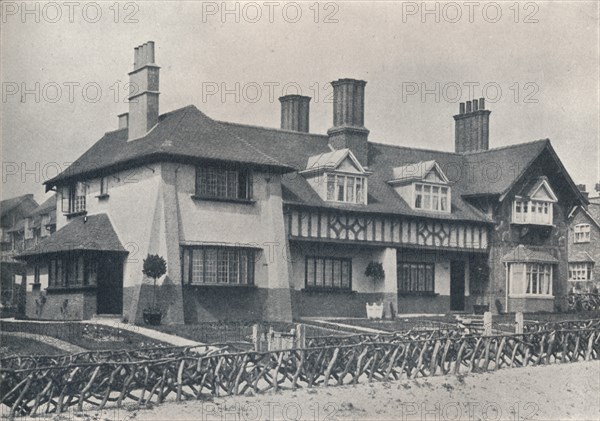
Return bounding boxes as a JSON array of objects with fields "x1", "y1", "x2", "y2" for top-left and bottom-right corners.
[{"x1": 25, "y1": 265, "x2": 48, "y2": 291}]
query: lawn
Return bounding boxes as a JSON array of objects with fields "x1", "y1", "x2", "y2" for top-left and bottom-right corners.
[
  {"x1": 0, "y1": 333, "x2": 64, "y2": 357},
  {"x1": 0, "y1": 320, "x2": 169, "y2": 352}
]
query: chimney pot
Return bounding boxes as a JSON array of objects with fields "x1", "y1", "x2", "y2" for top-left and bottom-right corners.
[
  {"x1": 279, "y1": 95, "x2": 311, "y2": 132},
  {"x1": 473, "y1": 100, "x2": 479, "y2": 111},
  {"x1": 479, "y1": 97, "x2": 485, "y2": 110},
  {"x1": 459, "y1": 103, "x2": 465, "y2": 114},
  {"x1": 466, "y1": 101, "x2": 472, "y2": 113}
]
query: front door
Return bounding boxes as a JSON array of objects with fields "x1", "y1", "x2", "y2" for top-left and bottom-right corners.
[
  {"x1": 96, "y1": 254, "x2": 123, "y2": 314},
  {"x1": 450, "y1": 261, "x2": 465, "y2": 311}
]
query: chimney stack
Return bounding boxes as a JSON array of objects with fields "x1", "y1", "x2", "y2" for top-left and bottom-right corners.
[
  {"x1": 118, "y1": 112, "x2": 129, "y2": 129},
  {"x1": 454, "y1": 97, "x2": 490, "y2": 153},
  {"x1": 577, "y1": 184, "x2": 589, "y2": 199},
  {"x1": 327, "y1": 78, "x2": 369, "y2": 164},
  {"x1": 279, "y1": 95, "x2": 311, "y2": 132},
  {"x1": 128, "y1": 41, "x2": 160, "y2": 140}
]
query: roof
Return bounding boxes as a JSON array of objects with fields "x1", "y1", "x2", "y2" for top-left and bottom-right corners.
[
  {"x1": 28, "y1": 195, "x2": 57, "y2": 217},
  {"x1": 569, "y1": 251, "x2": 594, "y2": 263},
  {"x1": 390, "y1": 160, "x2": 448, "y2": 184},
  {"x1": 18, "y1": 214, "x2": 127, "y2": 258},
  {"x1": 6, "y1": 219, "x2": 25, "y2": 233},
  {"x1": 45, "y1": 106, "x2": 293, "y2": 188},
  {"x1": 502, "y1": 245, "x2": 559, "y2": 264},
  {"x1": 0, "y1": 194, "x2": 36, "y2": 218}
]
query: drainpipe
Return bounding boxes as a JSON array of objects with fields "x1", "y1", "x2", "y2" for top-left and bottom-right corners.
[{"x1": 504, "y1": 262, "x2": 509, "y2": 313}]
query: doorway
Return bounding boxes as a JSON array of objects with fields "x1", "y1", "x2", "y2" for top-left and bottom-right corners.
[
  {"x1": 96, "y1": 254, "x2": 123, "y2": 315},
  {"x1": 450, "y1": 261, "x2": 465, "y2": 311}
]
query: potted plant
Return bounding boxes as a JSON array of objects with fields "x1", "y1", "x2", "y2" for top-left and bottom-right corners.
[
  {"x1": 365, "y1": 262, "x2": 385, "y2": 319},
  {"x1": 142, "y1": 254, "x2": 167, "y2": 326}
]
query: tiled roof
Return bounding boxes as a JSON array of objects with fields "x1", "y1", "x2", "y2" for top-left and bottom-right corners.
[
  {"x1": 569, "y1": 251, "x2": 594, "y2": 263},
  {"x1": 587, "y1": 203, "x2": 600, "y2": 225},
  {"x1": 45, "y1": 106, "x2": 293, "y2": 187},
  {"x1": 18, "y1": 214, "x2": 126, "y2": 257},
  {"x1": 0, "y1": 194, "x2": 36, "y2": 218},
  {"x1": 28, "y1": 195, "x2": 56, "y2": 217},
  {"x1": 502, "y1": 245, "x2": 559, "y2": 263}
]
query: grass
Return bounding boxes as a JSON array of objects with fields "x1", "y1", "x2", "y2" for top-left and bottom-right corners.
[
  {"x1": 0, "y1": 320, "x2": 169, "y2": 352},
  {"x1": 147, "y1": 322, "x2": 256, "y2": 347},
  {"x1": 0, "y1": 333, "x2": 64, "y2": 357},
  {"x1": 326, "y1": 314, "x2": 459, "y2": 333}
]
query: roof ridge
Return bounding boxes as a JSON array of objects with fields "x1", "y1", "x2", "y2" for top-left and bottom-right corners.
[
  {"x1": 368, "y1": 140, "x2": 461, "y2": 156},
  {"x1": 462, "y1": 138, "x2": 549, "y2": 155},
  {"x1": 218, "y1": 120, "x2": 329, "y2": 138}
]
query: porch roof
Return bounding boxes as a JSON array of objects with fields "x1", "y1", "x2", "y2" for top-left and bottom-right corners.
[
  {"x1": 501, "y1": 245, "x2": 559, "y2": 264},
  {"x1": 17, "y1": 214, "x2": 127, "y2": 258},
  {"x1": 569, "y1": 251, "x2": 594, "y2": 263}
]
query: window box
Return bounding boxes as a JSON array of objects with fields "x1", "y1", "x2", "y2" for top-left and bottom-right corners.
[
  {"x1": 398, "y1": 291, "x2": 438, "y2": 297},
  {"x1": 302, "y1": 287, "x2": 355, "y2": 294},
  {"x1": 65, "y1": 210, "x2": 88, "y2": 218},
  {"x1": 190, "y1": 195, "x2": 255, "y2": 205},
  {"x1": 96, "y1": 194, "x2": 110, "y2": 200}
]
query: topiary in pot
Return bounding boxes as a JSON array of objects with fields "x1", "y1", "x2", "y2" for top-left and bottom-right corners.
[
  {"x1": 142, "y1": 254, "x2": 167, "y2": 325},
  {"x1": 365, "y1": 261, "x2": 385, "y2": 283}
]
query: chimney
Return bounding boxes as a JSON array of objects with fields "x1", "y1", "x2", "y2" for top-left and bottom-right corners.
[
  {"x1": 279, "y1": 95, "x2": 311, "y2": 132},
  {"x1": 128, "y1": 41, "x2": 160, "y2": 140},
  {"x1": 118, "y1": 112, "x2": 129, "y2": 130},
  {"x1": 327, "y1": 78, "x2": 369, "y2": 164},
  {"x1": 577, "y1": 184, "x2": 589, "y2": 199},
  {"x1": 454, "y1": 97, "x2": 490, "y2": 153}
]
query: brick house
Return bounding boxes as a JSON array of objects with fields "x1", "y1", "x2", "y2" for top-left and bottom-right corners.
[
  {"x1": 18, "y1": 42, "x2": 587, "y2": 322},
  {"x1": 568, "y1": 191, "x2": 600, "y2": 292}
]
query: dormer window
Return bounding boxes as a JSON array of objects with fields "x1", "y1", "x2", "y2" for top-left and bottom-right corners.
[
  {"x1": 389, "y1": 161, "x2": 451, "y2": 213},
  {"x1": 301, "y1": 148, "x2": 370, "y2": 205},
  {"x1": 512, "y1": 177, "x2": 557, "y2": 225}
]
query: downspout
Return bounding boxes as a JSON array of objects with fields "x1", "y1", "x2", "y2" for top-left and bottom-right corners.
[{"x1": 505, "y1": 262, "x2": 509, "y2": 313}]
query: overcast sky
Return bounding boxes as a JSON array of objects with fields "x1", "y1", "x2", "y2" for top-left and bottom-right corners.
[{"x1": 1, "y1": 1, "x2": 599, "y2": 203}]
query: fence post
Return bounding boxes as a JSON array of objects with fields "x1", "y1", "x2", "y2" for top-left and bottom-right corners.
[
  {"x1": 295, "y1": 323, "x2": 306, "y2": 349},
  {"x1": 483, "y1": 311, "x2": 493, "y2": 336},
  {"x1": 515, "y1": 312, "x2": 524, "y2": 335},
  {"x1": 252, "y1": 324, "x2": 262, "y2": 352}
]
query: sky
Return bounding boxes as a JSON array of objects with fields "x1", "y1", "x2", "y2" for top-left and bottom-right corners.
[{"x1": 1, "y1": 1, "x2": 599, "y2": 203}]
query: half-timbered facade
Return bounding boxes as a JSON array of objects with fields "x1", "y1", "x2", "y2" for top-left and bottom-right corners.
[{"x1": 18, "y1": 42, "x2": 587, "y2": 322}]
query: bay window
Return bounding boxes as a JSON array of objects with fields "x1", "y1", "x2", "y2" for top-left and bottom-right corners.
[
  {"x1": 513, "y1": 199, "x2": 553, "y2": 225},
  {"x1": 508, "y1": 263, "x2": 553, "y2": 297},
  {"x1": 182, "y1": 247, "x2": 255, "y2": 285},
  {"x1": 414, "y1": 183, "x2": 449, "y2": 212},
  {"x1": 326, "y1": 174, "x2": 366, "y2": 204},
  {"x1": 48, "y1": 254, "x2": 98, "y2": 288},
  {"x1": 574, "y1": 224, "x2": 591, "y2": 243}
]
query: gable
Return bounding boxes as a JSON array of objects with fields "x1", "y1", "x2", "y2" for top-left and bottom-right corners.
[
  {"x1": 337, "y1": 156, "x2": 362, "y2": 174},
  {"x1": 531, "y1": 183, "x2": 556, "y2": 201},
  {"x1": 424, "y1": 166, "x2": 446, "y2": 183}
]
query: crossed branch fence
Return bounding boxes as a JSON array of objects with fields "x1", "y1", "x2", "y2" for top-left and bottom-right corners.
[{"x1": 2, "y1": 321, "x2": 599, "y2": 417}]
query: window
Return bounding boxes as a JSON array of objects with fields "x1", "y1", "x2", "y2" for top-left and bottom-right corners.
[
  {"x1": 509, "y1": 263, "x2": 553, "y2": 297},
  {"x1": 325, "y1": 174, "x2": 366, "y2": 204},
  {"x1": 195, "y1": 166, "x2": 251, "y2": 200},
  {"x1": 305, "y1": 257, "x2": 351, "y2": 290},
  {"x1": 414, "y1": 183, "x2": 449, "y2": 212},
  {"x1": 100, "y1": 177, "x2": 109, "y2": 196},
  {"x1": 61, "y1": 182, "x2": 86, "y2": 214},
  {"x1": 574, "y1": 224, "x2": 591, "y2": 243},
  {"x1": 48, "y1": 254, "x2": 97, "y2": 288},
  {"x1": 513, "y1": 199, "x2": 553, "y2": 225},
  {"x1": 397, "y1": 262, "x2": 435, "y2": 294},
  {"x1": 568, "y1": 263, "x2": 593, "y2": 281},
  {"x1": 34, "y1": 265, "x2": 40, "y2": 284},
  {"x1": 181, "y1": 247, "x2": 255, "y2": 285}
]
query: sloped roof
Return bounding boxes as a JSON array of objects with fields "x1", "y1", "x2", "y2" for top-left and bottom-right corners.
[
  {"x1": 6, "y1": 219, "x2": 25, "y2": 233},
  {"x1": 18, "y1": 214, "x2": 127, "y2": 258},
  {"x1": 569, "y1": 251, "x2": 594, "y2": 263},
  {"x1": 502, "y1": 245, "x2": 559, "y2": 263},
  {"x1": 588, "y1": 203, "x2": 600, "y2": 225},
  {"x1": 45, "y1": 106, "x2": 293, "y2": 188},
  {"x1": 28, "y1": 195, "x2": 57, "y2": 217},
  {"x1": 0, "y1": 194, "x2": 36, "y2": 218}
]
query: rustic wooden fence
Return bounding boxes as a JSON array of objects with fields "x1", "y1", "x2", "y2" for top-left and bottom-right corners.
[
  {"x1": 2, "y1": 325, "x2": 599, "y2": 417},
  {"x1": 567, "y1": 293, "x2": 600, "y2": 311}
]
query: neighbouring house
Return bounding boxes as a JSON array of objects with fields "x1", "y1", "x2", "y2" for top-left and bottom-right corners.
[
  {"x1": 568, "y1": 188, "x2": 600, "y2": 293},
  {"x1": 18, "y1": 42, "x2": 587, "y2": 323},
  {"x1": 1, "y1": 194, "x2": 38, "y2": 314}
]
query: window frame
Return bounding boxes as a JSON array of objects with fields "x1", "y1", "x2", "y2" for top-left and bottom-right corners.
[
  {"x1": 47, "y1": 253, "x2": 97, "y2": 290},
  {"x1": 61, "y1": 182, "x2": 87, "y2": 215},
  {"x1": 325, "y1": 173, "x2": 367, "y2": 205},
  {"x1": 574, "y1": 224, "x2": 591, "y2": 243},
  {"x1": 413, "y1": 182, "x2": 450, "y2": 213},
  {"x1": 194, "y1": 165, "x2": 253, "y2": 202},
  {"x1": 508, "y1": 262, "x2": 554, "y2": 298},
  {"x1": 397, "y1": 262, "x2": 436, "y2": 295},
  {"x1": 305, "y1": 256, "x2": 352, "y2": 291},
  {"x1": 512, "y1": 198, "x2": 554, "y2": 225},
  {"x1": 181, "y1": 246, "x2": 256, "y2": 286},
  {"x1": 568, "y1": 262, "x2": 593, "y2": 281}
]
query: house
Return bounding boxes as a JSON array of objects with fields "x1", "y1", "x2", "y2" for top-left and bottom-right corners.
[
  {"x1": 18, "y1": 42, "x2": 587, "y2": 323},
  {"x1": 1, "y1": 194, "x2": 38, "y2": 313},
  {"x1": 568, "y1": 188, "x2": 600, "y2": 293}
]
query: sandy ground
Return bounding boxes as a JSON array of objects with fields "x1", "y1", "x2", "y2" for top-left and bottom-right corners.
[{"x1": 23, "y1": 361, "x2": 600, "y2": 421}]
